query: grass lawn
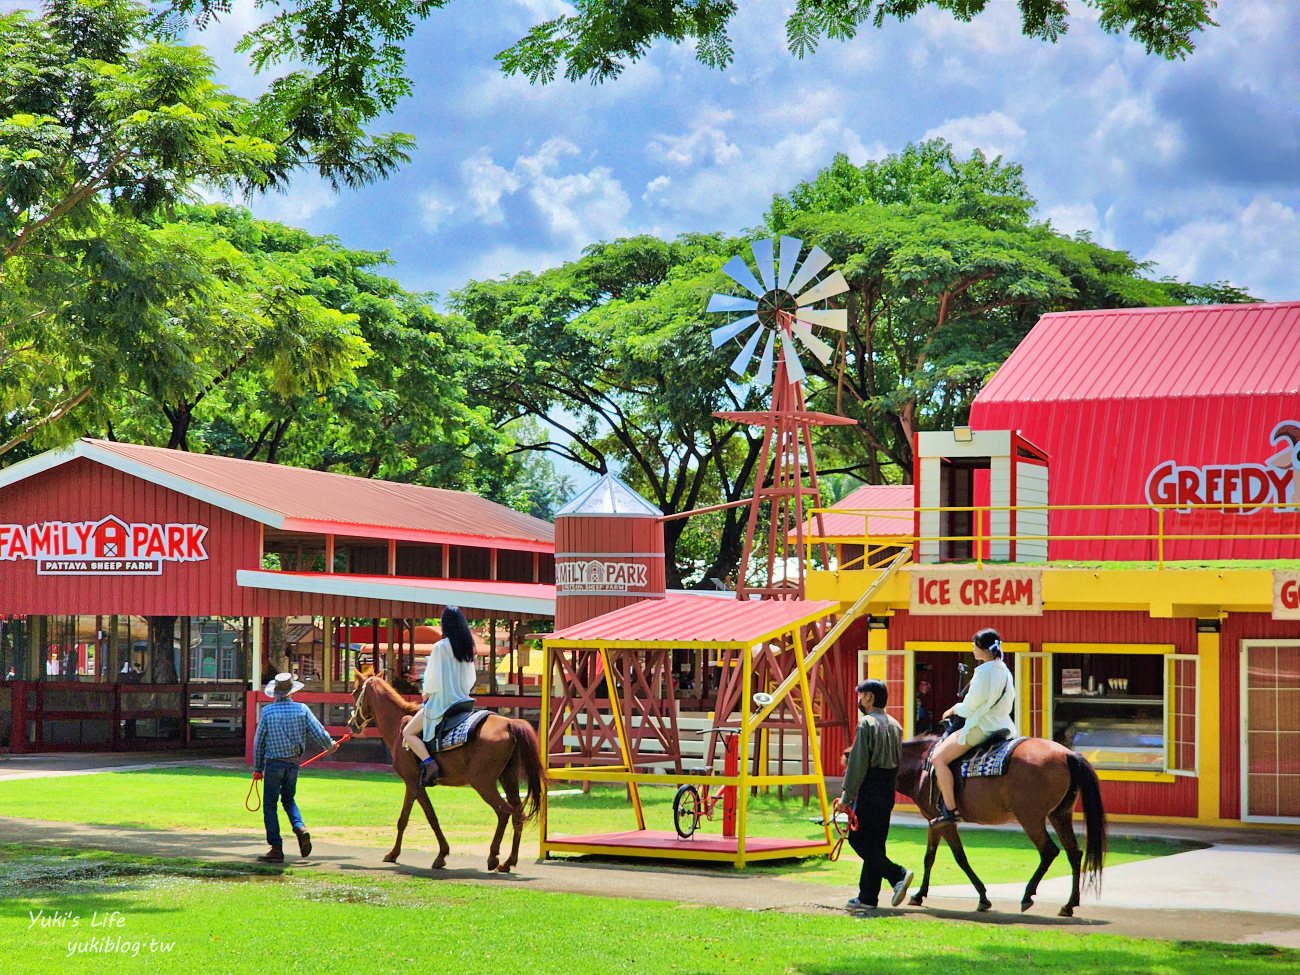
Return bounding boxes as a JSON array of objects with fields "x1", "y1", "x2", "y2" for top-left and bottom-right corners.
[
  {"x1": 0, "y1": 767, "x2": 1197, "y2": 888},
  {"x1": 0, "y1": 845, "x2": 1292, "y2": 975}
]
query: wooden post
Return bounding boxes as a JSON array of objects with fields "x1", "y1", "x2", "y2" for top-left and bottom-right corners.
[
  {"x1": 326, "y1": 534, "x2": 336, "y2": 573},
  {"x1": 387, "y1": 539, "x2": 397, "y2": 576},
  {"x1": 441, "y1": 544, "x2": 450, "y2": 578},
  {"x1": 372, "y1": 618, "x2": 381, "y2": 673}
]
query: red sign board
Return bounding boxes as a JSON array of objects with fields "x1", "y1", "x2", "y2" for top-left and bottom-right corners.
[
  {"x1": 910, "y1": 569, "x2": 1043, "y2": 616},
  {"x1": 0, "y1": 516, "x2": 209, "y2": 576},
  {"x1": 1274, "y1": 571, "x2": 1300, "y2": 620}
]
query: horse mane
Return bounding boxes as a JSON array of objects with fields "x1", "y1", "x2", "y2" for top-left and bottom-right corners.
[{"x1": 368, "y1": 676, "x2": 419, "y2": 715}]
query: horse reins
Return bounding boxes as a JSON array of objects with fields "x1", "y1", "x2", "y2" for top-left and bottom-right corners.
[{"x1": 828, "y1": 797, "x2": 859, "y2": 862}]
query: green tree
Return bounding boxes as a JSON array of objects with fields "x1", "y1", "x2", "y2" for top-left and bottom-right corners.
[
  {"x1": 0, "y1": 0, "x2": 280, "y2": 456},
  {"x1": 758, "y1": 142, "x2": 1253, "y2": 482},
  {"x1": 452, "y1": 235, "x2": 770, "y2": 587},
  {"x1": 162, "y1": 0, "x2": 1219, "y2": 142}
]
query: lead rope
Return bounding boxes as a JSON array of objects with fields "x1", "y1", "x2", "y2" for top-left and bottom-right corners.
[
  {"x1": 828, "y1": 797, "x2": 859, "y2": 862},
  {"x1": 245, "y1": 777, "x2": 261, "y2": 812}
]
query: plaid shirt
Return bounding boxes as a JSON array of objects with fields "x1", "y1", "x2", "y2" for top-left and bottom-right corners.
[{"x1": 253, "y1": 698, "x2": 333, "y2": 772}]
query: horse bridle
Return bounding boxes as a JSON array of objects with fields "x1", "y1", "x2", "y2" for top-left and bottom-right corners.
[{"x1": 349, "y1": 678, "x2": 375, "y2": 734}]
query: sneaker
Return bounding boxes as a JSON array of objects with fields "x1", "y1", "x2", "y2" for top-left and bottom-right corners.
[
  {"x1": 891, "y1": 869, "x2": 914, "y2": 907},
  {"x1": 256, "y1": 847, "x2": 284, "y2": 863},
  {"x1": 845, "y1": 897, "x2": 876, "y2": 911},
  {"x1": 296, "y1": 830, "x2": 312, "y2": 858}
]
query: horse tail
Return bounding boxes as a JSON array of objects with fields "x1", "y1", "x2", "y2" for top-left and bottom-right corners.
[
  {"x1": 508, "y1": 719, "x2": 547, "y2": 825},
  {"x1": 1066, "y1": 751, "x2": 1108, "y2": 893}
]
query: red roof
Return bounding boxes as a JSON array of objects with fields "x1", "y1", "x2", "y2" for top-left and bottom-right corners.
[
  {"x1": 546, "y1": 594, "x2": 837, "y2": 647},
  {"x1": 800, "y1": 485, "x2": 913, "y2": 540},
  {"x1": 977, "y1": 302, "x2": 1300, "y2": 403},
  {"x1": 971, "y1": 301, "x2": 1300, "y2": 561},
  {"x1": 238, "y1": 570, "x2": 555, "y2": 616},
  {"x1": 0, "y1": 439, "x2": 553, "y2": 551}
]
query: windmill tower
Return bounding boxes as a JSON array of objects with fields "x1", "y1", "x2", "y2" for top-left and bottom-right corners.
[
  {"x1": 704, "y1": 237, "x2": 857, "y2": 778},
  {"x1": 706, "y1": 236, "x2": 856, "y2": 599}
]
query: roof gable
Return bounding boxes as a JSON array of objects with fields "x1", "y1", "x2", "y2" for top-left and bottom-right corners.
[{"x1": 0, "y1": 440, "x2": 553, "y2": 551}]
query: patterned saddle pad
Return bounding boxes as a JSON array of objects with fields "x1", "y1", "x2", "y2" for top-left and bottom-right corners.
[
  {"x1": 433, "y1": 709, "x2": 490, "y2": 753},
  {"x1": 957, "y1": 735, "x2": 1027, "y2": 778}
]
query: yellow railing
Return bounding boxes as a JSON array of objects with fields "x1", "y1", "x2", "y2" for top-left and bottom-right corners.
[{"x1": 802, "y1": 502, "x2": 1300, "y2": 570}]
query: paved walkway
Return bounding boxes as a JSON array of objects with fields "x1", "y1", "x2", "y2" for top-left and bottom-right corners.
[{"x1": 1, "y1": 754, "x2": 1298, "y2": 949}]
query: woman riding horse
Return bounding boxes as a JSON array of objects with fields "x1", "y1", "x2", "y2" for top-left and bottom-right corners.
[
  {"x1": 928, "y1": 628, "x2": 1016, "y2": 825},
  {"x1": 402, "y1": 606, "x2": 477, "y2": 786}
]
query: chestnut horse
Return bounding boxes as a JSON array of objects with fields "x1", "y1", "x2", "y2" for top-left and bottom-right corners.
[
  {"x1": 349, "y1": 675, "x2": 545, "y2": 873},
  {"x1": 892, "y1": 734, "x2": 1107, "y2": 916}
]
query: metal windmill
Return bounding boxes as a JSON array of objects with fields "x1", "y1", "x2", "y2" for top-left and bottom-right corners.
[{"x1": 706, "y1": 236, "x2": 857, "y2": 600}]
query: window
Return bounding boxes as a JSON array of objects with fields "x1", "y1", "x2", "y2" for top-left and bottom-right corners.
[{"x1": 1048, "y1": 647, "x2": 1179, "y2": 772}]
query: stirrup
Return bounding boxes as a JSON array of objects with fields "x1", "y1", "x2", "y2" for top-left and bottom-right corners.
[{"x1": 928, "y1": 809, "x2": 961, "y2": 826}]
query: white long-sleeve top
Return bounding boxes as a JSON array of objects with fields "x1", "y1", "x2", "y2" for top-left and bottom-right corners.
[
  {"x1": 952, "y1": 658, "x2": 1016, "y2": 745},
  {"x1": 420, "y1": 638, "x2": 476, "y2": 741}
]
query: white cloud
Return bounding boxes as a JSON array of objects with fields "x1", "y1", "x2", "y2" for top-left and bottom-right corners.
[
  {"x1": 1145, "y1": 195, "x2": 1300, "y2": 300},
  {"x1": 648, "y1": 109, "x2": 741, "y2": 167},
  {"x1": 418, "y1": 190, "x2": 456, "y2": 232},
  {"x1": 1042, "y1": 202, "x2": 1101, "y2": 239},
  {"x1": 461, "y1": 149, "x2": 523, "y2": 224},
  {"x1": 643, "y1": 175, "x2": 672, "y2": 204},
  {"x1": 245, "y1": 176, "x2": 339, "y2": 225},
  {"x1": 1095, "y1": 98, "x2": 1183, "y2": 168},
  {"x1": 923, "y1": 111, "x2": 1026, "y2": 160}
]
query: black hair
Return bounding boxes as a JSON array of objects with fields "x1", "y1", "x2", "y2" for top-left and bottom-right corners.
[
  {"x1": 441, "y1": 607, "x2": 476, "y2": 663},
  {"x1": 973, "y1": 627, "x2": 1003, "y2": 659},
  {"x1": 855, "y1": 678, "x2": 888, "y2": 708}
]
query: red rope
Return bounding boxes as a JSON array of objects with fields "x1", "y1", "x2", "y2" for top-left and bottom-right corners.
[
  {"x1": 299, "y1": 731, "x2": 352, "y2": 769},
  {"x1": 828, "y1": 797, "x2": 859, "y2": 862}
]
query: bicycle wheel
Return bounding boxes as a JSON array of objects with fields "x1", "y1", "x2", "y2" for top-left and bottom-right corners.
[{"x1": 672, "y1": 783, "x2": 702, "y2": 839}]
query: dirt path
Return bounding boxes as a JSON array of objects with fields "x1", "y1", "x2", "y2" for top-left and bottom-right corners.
[{"x1": 2, "y1": 814, "x2": 1297, "y2": 950}]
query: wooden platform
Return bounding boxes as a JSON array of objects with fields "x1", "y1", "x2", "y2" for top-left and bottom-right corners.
[{"x1": 542, "y1": 829, "x2": 831, "y2": 865}]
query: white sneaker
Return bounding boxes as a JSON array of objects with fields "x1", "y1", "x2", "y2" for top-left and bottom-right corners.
[
  {"x1": 845, "y1": 897, "x2": 876, "y2": 911},
  {"x1": 891, "y1": 869, "x2": 914, "y2": 907}
]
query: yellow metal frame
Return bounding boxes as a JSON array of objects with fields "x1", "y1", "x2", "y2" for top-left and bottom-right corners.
[
  {"x1": 539, "y1": 553, "x2": 910, "y2": 867},
  {"x1": 806, "y1": 500, "x2": 1300, "y2": 570}
]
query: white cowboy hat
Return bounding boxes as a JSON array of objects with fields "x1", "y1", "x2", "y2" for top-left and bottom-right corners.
[{"x1": 264, "y1": 672, "x2": 306, "y2": 698}]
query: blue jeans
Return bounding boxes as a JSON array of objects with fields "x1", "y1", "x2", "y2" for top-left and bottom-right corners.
[{"x1": 263, "y1": 759, "x2": 305, "y2": 848}]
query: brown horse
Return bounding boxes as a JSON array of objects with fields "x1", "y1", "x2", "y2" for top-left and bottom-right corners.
[
  {"x1": 892, "y1": 734, "x2": 1107, "y2": 916},
  {"x1": 349, "y1": 675, "x2": 545, "y2": 873}
]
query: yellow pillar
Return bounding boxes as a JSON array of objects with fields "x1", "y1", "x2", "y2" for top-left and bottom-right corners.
[{"x1": 1197, "y1": 628, "x2": 1221, "y2": 823}]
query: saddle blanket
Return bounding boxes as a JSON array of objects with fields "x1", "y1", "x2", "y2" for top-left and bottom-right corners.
[
  {"x1": 433, "y1": 709, "x2": 490, "y2": 753},
  {"x1": 958, "y1": 736, "x2": 1027, "y2": 779}
]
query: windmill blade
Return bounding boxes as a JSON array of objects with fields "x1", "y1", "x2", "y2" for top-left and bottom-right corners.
[
  {"x1": 728, "y1": 321, "x2": 766, "y2": 376},
  {"x1": 791, "y1": 319, "x2": 834, "y2": 365},
  {"x1": 751, "y1": 239, "x2": 776, "y2": 292},
  {"x1": 721, "y1": 256, "x2": 766, "y2": 299},
  {"x1": 784, "y1": 337, "x2": 807, "y2": 384},
  {"x1": 795, "y1": 269, "x2": 850, "y2": 306},
  {"x1": 795, "y1": 307, "x2": 848, "y2": 332},
  {"x1": 709, "y1": 313, "x2": 759, "y2": 348},
  {"x1": 776, "y1": 235, "x2": 802, "y2": 290},
  {"x1": 786, "y1": 245, "x2": 832, "y2": 296},
  {"x1": 755, "y1": 330, "x2": 777, "y2": 388},
  {"x1": 706, "y1": 293, "x2": 758, "y2": 314}
]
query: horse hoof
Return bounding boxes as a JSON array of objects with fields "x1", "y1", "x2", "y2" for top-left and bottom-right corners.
[
  {"x1": 977, "y1": 900, "x2": 992, "y2": 913},
  {"x1": 1021, "y1": 899, "x2": 1033, "y2": 912},
  {"x1": 487, "y1": 858, "x2": 499, "y2": 871},
  {"x1": 908, "y1": 895, "x2": 924, "y2": 907},
  {"x1": 496, "y1": 864, "x2": 512, "y2": 874},
  {"x1": 1058, "y1": 907, "x2": 1074, "y2": 918},
  {"x1": 432, "y1": 857, "x2": 446, "y2": 870},
  {"x1": 382, "y1": 853, "x2": 399, "y2": 863}
]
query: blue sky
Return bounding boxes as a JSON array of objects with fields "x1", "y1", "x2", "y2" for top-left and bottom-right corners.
[{"x1": 186, "y1": 1, "x2": 1300, "y2": 304}]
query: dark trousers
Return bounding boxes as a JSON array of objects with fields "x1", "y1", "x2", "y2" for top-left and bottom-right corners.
[
  {"x1": 263, "y1": 759, "x2": 305, "y2": 848},
  {"x1": 848, "y1": 767, "x2": 906, "y2": 905}
]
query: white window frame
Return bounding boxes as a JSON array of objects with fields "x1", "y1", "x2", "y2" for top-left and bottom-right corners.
[
  {"x1": 1240, "y1": 640, "x2": 1300, "y2": 825},
  {"x1": 1164, "y1": 653, "x2": 1199, "y2": 777}
]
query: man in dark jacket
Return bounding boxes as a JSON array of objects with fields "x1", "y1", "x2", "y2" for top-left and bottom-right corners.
[{"x1": 840, "y1": 679, "x2": 913, "y2": 911}]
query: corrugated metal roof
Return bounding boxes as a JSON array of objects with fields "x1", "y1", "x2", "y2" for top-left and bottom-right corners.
[
  {"x1": 555, "y1": 473, "x2": 661, "y2": 517},
  {"x1": 238, "y1": 570, "x2": 556, "y2": 616},
  {"x1": 799, "y1": 485, "x2": 914, "y2": 539},
  {"x1": 977, "y1": 302, "x2": 1300, "y2": 403},
  {"x1": 65, "y1": 440, "x2": 553, "y2": 549},
  {"x1": 547, "y1": 594, "x2": 837, "y2": 647}
]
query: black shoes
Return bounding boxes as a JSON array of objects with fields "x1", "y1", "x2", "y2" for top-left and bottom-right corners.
[
  {"x1": 257, "y1": 847, "x2": 284, "y2": 863},
  {"x1": 296, "y1": 830, "x2": 312, "y2": 858},
  {"x1": 419, "y1": 758, "x2": 441, "y2": 787}
]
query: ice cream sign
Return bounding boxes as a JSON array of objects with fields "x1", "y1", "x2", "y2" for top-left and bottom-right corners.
[
  {"x1": 0, "y1": 516, "x2": 209, "y2": 575},
  {"x1": 1145, "y1": 420, "x2": 1300, "y2": 514}
]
